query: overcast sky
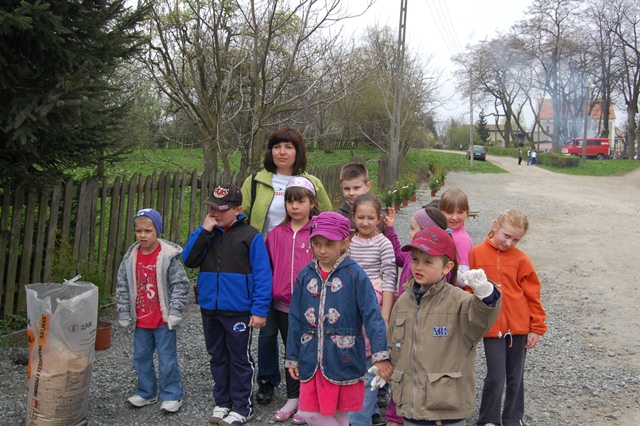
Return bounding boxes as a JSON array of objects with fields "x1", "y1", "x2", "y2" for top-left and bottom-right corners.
[{"x1": 345, "y1": 0, "x2": 534, "y2": 123}]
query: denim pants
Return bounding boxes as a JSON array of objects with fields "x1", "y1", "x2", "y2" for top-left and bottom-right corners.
[
  {"x1": 257, "y1": 302, "x2": 282, "y2": 388},
  {"x1": 133, "y1": 325, "x2": 183, "y2": 401},
  {"x1": 348, "y1": 357, "x2": 378, "y2": 426}
]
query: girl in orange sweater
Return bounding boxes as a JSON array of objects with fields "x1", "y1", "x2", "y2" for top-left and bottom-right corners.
[{"x1": 469, "y1": 209, "x2": 547, "y2": 426}]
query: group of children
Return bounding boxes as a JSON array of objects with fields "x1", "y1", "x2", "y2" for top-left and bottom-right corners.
[{"x1": 116, "y1": 161, "x2": 547, "y2": 426}]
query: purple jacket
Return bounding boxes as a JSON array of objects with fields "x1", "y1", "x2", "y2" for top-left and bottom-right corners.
[{"x1": 265, "y1": 221, "x2": 313, "y2": 310}]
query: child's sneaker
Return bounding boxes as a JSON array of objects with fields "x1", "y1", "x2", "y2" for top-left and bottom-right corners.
[
  {"x1": 128, "y1": 394, "x2": 158, "y2": 407},
  {"x1": 160, "y1": 399, "x2": 183, "y2": 413},
  {"x1": 220, "y1": 411, "x2": 250, "y2": 425},
  {"x1": 209, "y1": 406, "x2": 231, "y2": 424}
]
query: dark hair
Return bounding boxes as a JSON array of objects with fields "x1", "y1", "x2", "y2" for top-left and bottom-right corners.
[
  {"x1": 351, "y1": 194, "x2": 382, "y2": 218},
  {"x1": 263, "y1": 126, "x2": 307, "y2": 175},
  {"x1": 282, "y1": 186, "x2": 320, "y2": 224},
  {"x1": 424, "y1": 207, "x2": 448, "y2": 230},
  {"x1": 424, "y1": 207, "x2": 458, "y2": 286},
  {"x1": 339, "y1": 162, "x2": 369, "y2": 182}
]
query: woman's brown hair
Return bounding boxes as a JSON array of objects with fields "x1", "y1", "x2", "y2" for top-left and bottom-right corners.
[{"x1": 263, "y1": 126, "x2": 307, "y2": 175}]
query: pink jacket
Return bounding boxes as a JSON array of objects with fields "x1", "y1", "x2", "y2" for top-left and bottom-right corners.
[{"x1": 265, "y1": 221, "x2": 314, "y2": 312}]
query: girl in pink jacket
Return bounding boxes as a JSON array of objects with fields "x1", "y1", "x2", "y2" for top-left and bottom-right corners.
[{"x1": 264, "y1": 177, "x2": 320, "y2": 425}]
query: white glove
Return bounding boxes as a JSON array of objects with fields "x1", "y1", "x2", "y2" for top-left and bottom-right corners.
[
  {"x1": 118, "y1": 318, "x2": 131, "y2": 328},
  {"x1": 368, "y1": 366, "x2": 387, "y2": 391},
  {"x1": 461, "y1": 269, "x2": 494, "y2": 299},
  {"x1": 168, "y1": 315, "x2": 182, "y2": 330}
]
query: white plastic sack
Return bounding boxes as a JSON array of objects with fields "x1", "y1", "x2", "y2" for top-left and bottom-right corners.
[{"x1": 25, "y1": 280, "x2": 99, "y2": 426}]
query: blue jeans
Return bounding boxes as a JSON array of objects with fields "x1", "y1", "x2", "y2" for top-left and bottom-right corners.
[
  {"x1": 348, "y1": 357, "x2": 378, "y2": 426},
  {"x1": 133, "y1": 325, "x2": 183, "y2": 401},
  {"x1": 257, "y1": 303, "x2": 282, "y2": 388}
]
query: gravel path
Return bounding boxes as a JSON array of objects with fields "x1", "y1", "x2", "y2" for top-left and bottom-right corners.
[{"x1": 2, "y1": 156, "x2": 639, "y2": 425}]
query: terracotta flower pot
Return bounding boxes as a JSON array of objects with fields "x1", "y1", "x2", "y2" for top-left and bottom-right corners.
[
  {"x1": 430, "y1": 191, "x2": 437, "y2": 197},
  {"x1": 394, "y1": 204, "x2": 401, "y2": 212},
  {"x1": 95, "y1": 321, "x2": 112, "y2": 351},
  {"x1": 411, "y1": 196, "x2": 417, "y2": 202},
  {"x1": 401, "y1": 200, "x2": 408, "y2": 207}
]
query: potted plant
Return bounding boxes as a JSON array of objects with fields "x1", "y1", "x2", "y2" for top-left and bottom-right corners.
[
  {"x1": 428, "y1": 179, "x2": 441, "y2": 197},
  {"x1": 381, "y1": 190, "x2": 394, "y2": 210},
  {"x1": 392, "y1": 189, "x2": 402, "y2": 211},
  {"x1": 408, "y1": 182, "x2": 417, "y2": 202},
  {"x1": 400, "y1": 185, "x2": 410, "y2": 207}
]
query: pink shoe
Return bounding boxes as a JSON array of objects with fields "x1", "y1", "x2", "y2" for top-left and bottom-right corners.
[
  {"x1": 292, "y1": 413, "x2": 307, "y2": 424},
  {"x1": 273, "y1": 408, "x2": 296, "y2": 422}
]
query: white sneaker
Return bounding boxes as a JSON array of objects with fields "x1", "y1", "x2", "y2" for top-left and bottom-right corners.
[
  {"x1": 220, "y1": 411, "x2": 250, "y2": 425},
  {"x1": 161, "y1": 399, "x2": 183, "y2": 413},
  {"x1": 128, "y1": 394, "x2": 158, "y2": 407},
  {"x1": 209, "y1": 406, "x2": 231, "y2": 424}
]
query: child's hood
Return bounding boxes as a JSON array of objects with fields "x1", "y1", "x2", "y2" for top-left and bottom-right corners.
[{"x1": 123, "y1": 238, "x2": 183, "y2": 259}]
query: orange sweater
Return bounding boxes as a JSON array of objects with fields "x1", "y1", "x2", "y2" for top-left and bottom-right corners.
[{"x1": 469, "y1": 237, "x2": 547, "y2": 338}]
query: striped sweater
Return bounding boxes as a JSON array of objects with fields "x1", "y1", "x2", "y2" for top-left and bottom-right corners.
[{"x1": 349, "y1": 233, "x2": 397, "y2": 294}]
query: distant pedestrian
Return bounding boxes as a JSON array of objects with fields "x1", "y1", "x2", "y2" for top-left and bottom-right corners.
[
  {"x1": 518, "y1": 149, "x2": 523, "y2": 165},
  {"x1": 526, "y1": 149, "x2": 532, "y2": 165},
  {"x1": 531, "y1": 149, "x2": 537, "y2": 165}
]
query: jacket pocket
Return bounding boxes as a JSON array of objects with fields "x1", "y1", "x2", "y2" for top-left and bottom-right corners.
[
  {"x1": 426, "y1": 371, "x2": 462, "y2": 410},
  {"x1": 390, "y1": 368, "x2": 404, "y2": 408},
  {"x1": 391, "y1": 317, "x2": 406, "y2": 344},
  {"x1": 330, "y1": 335, "x2": 355, "y2": 349}
]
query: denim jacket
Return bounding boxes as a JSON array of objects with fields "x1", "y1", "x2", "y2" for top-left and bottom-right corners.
[{"x1": 285, "y1": 254, "x2": 390, "y2": 385}]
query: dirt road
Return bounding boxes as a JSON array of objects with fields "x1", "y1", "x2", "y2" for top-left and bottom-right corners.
[
  {"x1": 481, "y1": 154, "x2": 640, "y2": 368},
  {"x1": 453, "y1": 154, "x2": 640, "y2": 424}
]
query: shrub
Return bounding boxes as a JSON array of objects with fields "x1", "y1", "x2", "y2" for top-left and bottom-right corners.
[{"x1": 537, "y1": 153, "x2": 580, "y2": 168}]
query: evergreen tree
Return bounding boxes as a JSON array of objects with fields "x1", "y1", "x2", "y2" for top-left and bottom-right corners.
[
  {"x1": 475, "y1": 112, "x2": 491, "y2": 144},
  {"x1": 0, "y1": 0, "x2": 149, "y2": 187}
]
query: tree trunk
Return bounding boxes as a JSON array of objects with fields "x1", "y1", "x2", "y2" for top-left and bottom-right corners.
[{"x1": 626, "y1": 103, "x2": 638, "y2": 158}]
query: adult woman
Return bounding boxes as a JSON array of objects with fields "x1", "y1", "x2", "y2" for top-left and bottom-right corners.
[
  {"x1": 240, "y1": 126, "x2": 331, "y2": 418},
  {"x1": 241, "y1": 126, "x2": 332, "y2": 235}
]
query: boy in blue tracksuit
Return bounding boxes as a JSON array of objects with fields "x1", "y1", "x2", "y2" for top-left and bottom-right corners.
[{"x1": 183, "y1": 183, "x2": 272, "y2": 426}]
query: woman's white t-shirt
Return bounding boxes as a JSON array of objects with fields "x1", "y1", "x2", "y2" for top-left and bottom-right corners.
[{"x1": 262, "y1": 173, "x2": 295, "y2": 236}]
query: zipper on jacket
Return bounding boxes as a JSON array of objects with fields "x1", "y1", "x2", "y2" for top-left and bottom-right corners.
[
  {"x1": 410, "y1": 296, "x2": 421, "y2": 419},
  {"x1": 290, "y1": 230, "x2": 297, "y2": 298},
  {"x1": 214, "y1": 229, "x2": 226, "y2": 311}
]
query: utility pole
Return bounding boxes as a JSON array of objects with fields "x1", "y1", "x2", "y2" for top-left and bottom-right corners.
[
  {"x1": 388, "y1": 0, "x2": 407, "y2": 186},
  {"x1": 469, "y1": 69, "x2": 474, "y2": 166},
  {"x1": 582, "y1": 81, "x2": 592, "y2": 167}
]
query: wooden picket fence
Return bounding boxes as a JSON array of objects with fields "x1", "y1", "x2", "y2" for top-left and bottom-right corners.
[{"x1": 0, "y1": 165, "x2": 343, "y2": 319}]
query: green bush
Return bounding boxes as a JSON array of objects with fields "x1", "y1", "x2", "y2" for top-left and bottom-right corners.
[
  {"x1": 485, "y1": 146, "x2": 521, "y2": 157},
  {"x1": 537, "y1": 153, "x2": 580, "y2": 168}
]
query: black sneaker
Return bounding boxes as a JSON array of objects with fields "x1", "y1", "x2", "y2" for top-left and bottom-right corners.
[
  {"x1": 256, "y1": 380, "x2": 274, "y2": 405},
  {"x1": 371, "y1": 412, "x2": 387, "y2": 426},
  {"x1": 376, "y1": 391, "x2": 390, "y2": 409}
]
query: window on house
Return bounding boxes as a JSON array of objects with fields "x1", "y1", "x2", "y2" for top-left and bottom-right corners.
[{"x1": 545, "y1": 126, "x2": 550, "y2": 132}]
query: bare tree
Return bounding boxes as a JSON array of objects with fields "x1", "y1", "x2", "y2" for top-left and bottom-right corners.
[
  {"x1": 454, "y1": 35, "x2": 535, "y2": 147},
  {"x1": 608, "y1": 0, "x2": 640, "y2": 158},
  {"x1": 143, "y1": 0, "x2": 374, "y2": 174},
  {"x1": 514, "y1": 0, "x2": 584, "y2": 151},
  {"x1": 332, "y1": 26, "x2": 439, "y2": 159}
]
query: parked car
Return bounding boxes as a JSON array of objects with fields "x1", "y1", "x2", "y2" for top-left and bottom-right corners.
[{"x1": 467, "y1": 146, "x2": 486, "y2": 161}]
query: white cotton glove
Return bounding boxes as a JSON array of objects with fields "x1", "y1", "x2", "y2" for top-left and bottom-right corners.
[
  {"x1": 167, "y1": 315, "x2": 182, "y2": 330},
  {"x1": 368, "y1": 366, "x2": 387, "y2": 391},
  {"x1": 118, "y1": 318, "x2": 131, "y2": 328},
  {"x1": 461, "y1": 269, "x2": 494, "y2": 299}
]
